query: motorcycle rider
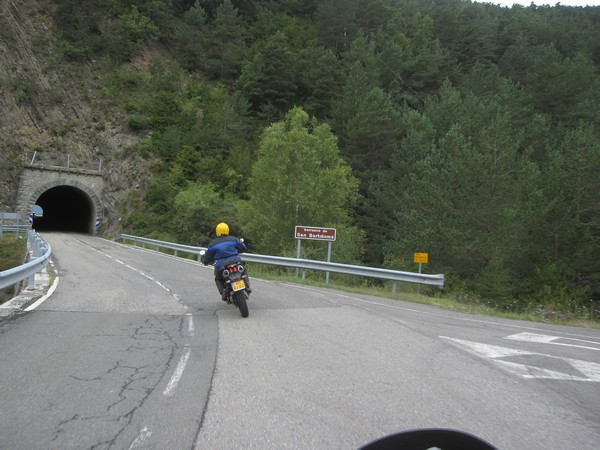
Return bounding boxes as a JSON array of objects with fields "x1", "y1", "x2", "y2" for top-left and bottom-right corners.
[{"x1": 203, "y1": 222, "x2": 251, "y2": 301}]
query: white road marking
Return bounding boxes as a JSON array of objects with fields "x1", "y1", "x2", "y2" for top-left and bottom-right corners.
[
  {"x1": 89, "y1": 246, "x2": 186, "y2": 306},
  {"x1": 129, "y1": 426, "x2": 152, "y2": 449},
  {"x1": 24, "y1": 276, "x2": 60, "y2": 311},
  {"x1": 187, "y1": 313, "x2": 195, "y2": 337},
  {"x1": 505, "y1": 332, "x2": 600, "y2": 351},
  {"x1": 163, "y1": 347, "x2": 191, "y2": 396},
  {"x1": 441, "y1": 336, "x2": 600, "y2": 382}
]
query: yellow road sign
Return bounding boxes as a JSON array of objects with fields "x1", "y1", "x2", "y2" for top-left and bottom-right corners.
[{"x1": 414, "y1": 252, "x2": 429, "y2": 264}]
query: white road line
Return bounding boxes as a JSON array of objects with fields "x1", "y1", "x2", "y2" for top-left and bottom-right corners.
[
  {"x1": 441, "y1": 336, "x2": 600, "y2": 382},
  {"x1": 163, "y1": 347, "x2": 191, "y2": 396},
  {"x1": 24, "y1": 276, "x2": 60, "y2": 312},
  {"x1": 187, "y1": 314, "x2": 195, "y2": 337},
  {"x1": 89, "y1": 246, "x2": 185, "y2": 305},
  {"x1": 505, "y1": 332, "x2": 600, "y2": 351},
  {"x1": 129, "y1": 426, "x2": 152, "y2": 449}
]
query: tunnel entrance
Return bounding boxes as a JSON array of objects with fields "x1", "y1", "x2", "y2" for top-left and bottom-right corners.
[{"x1": 33, "y1": 185, "x2": 95, "y2": 234}]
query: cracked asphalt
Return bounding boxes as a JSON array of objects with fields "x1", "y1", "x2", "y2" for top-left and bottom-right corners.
[
  {"x1": 1, "y1": 233, "x2": 599, "y2": 450},
  {"x1": 0, "y1": 233, "x2": 219, "y2": 449}
]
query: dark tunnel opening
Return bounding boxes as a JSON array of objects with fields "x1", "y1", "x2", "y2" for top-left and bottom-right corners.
[{"x1": 33, "y1": 185, "x2": 95, "y2": 234}]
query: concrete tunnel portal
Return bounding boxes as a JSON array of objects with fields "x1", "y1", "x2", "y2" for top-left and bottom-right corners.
[{"x1": 33, "y1": 185, "x2": 96, "y2": 234}]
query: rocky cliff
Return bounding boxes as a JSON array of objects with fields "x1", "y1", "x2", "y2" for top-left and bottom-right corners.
[{"x1": 0, "y1": 0, "x2": 148, "y2": 236}]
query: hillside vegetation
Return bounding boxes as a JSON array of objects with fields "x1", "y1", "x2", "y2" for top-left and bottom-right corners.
[{"x1": 1, "y1": 0, "x2": 599, "y2": 320}]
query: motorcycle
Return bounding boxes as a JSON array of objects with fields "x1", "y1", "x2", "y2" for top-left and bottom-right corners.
[{"x1": 200, "y1": 250, "x2": 250, "y2": 318}]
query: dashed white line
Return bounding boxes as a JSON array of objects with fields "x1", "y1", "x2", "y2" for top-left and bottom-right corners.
[
  {"x1": 129, "y1": 426, "x2": 152, "y2": 449},
  {"x1": 89, "y1": 246, "x2": 185, "y2": 307},
  {"x1": 187, "y1": 313, "x2": 195, "y2": 337},
  {"x1": 163, "y1": 347, "x2": 191, "y2": 397},
  {"x1": 155, "y1": 281, "x2": 169, "y2": 290}
]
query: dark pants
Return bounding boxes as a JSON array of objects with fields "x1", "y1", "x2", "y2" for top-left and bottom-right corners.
[{"x1": 214, "y1": 267, "x2": 226, "y2": 295}]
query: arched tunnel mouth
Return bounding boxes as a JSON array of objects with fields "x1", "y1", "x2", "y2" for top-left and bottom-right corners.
[{"x1": 33, "y1": 185, "x2": 95, "y2": 234}]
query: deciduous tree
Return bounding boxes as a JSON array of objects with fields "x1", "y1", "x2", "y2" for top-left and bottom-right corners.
[{"x1": 240, "y1": 107, "x2": 361, "y2": 260}]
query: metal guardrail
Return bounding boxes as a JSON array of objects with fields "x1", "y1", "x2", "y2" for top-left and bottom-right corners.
[
  {"x1": 0, "y1": 224, "x2": 32, "y2": 235},
  {"x1": 1, "y1": 212, "x2": 29, "y2": 237},
  {"x1": 118, "y1": 234, "x2": 205, "y2": 261},
  {"x1": 0, "y1": 231, "x2": 52, "y2": 290},
  {"x1": 118, "y1": 234, "x2": 445, "y2": 288}
]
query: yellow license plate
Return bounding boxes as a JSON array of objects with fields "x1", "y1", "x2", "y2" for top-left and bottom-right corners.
[{"x1": 232, "y1": 279, "x2": 246, "y2": 291}]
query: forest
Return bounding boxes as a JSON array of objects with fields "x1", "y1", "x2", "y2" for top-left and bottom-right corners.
[{"x1": 48, "y1": 0, "x2": 600, "y2": 319}]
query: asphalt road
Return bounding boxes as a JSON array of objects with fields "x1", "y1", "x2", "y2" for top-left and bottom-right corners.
[{"x1": 1, "y1": 233, "x2": 599, "y2": 449}]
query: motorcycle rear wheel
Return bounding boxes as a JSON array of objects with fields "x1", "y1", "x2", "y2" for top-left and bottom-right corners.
[{"x1": 234, "y1": 290, "x2": 249, "y2": 318}]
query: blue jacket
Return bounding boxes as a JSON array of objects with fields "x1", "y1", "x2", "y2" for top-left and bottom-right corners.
[{"x1": 204, "y1": 235, "x2": 247, "y2": 269}]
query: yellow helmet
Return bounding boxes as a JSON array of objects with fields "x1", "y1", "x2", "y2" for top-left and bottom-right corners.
[{"x1": 216, "y1": 222, "x2": 229, "y2": 236}]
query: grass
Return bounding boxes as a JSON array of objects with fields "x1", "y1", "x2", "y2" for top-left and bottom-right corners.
[
  {"x1": 0, "y1": 234, "x2": 27, "y2": 271},
  {"x1": 0, "y1": 234, "x2": 28, "y2": 304}
]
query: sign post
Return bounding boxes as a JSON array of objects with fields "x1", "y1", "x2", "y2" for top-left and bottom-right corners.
[
  {"x1": 294, "y1": 226, "x2": 337, "y2": 286},
  {"x1": 413, "y1": 252, "x2": 429, "y2": 273},
  {"x1": 413, "y1": 252, "x2": 429, "y2": 294}
]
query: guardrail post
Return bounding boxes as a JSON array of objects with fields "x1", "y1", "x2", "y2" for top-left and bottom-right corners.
[
  {"x1": 27, "y1": 272, "x2": 36, "y2": 289},
  {"x1": 27, "y1": 231, "x2": 40, "y2": 288}
]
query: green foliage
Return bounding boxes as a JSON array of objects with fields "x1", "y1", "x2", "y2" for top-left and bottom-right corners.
[
  {"x1": 315, "y1": 0, "x2": 359, "y2": 53},
  {"x1": 172, "y1": 181, "x2": 239, "y2": 245},
  {"x1": 524, "y1": 264, "x2": 597, "y2": 321},
  {"x1": 203, "y1": 0, "x2": 246, "y2": 81},
  {"x1": 235, "y1": 31, "x2": 300, "y2": 123},
  {"x1": 0, "y1": 236, "x2": 27, "y2": 304},
  {"x1": 45, "y1": 0, "x2": 600, "y2": 319},
  {"x1": 110, "y1": 5, "x2": 160, "y2": 62},
  {"x1": 371, "y1": 82, "x2": 535, "y2": 297},
  {"x1": 6, "y1": 75, "x2": 39, "y2": 106},
  {"x1": 0, "y1": 236, "x2": 26, "y2": 272},
  {"x1": 526, "y1": 46, "x2": 600, "y2": 126},
  {"x1": 240, "y1": 107, "x2": 361, "y2": 260},
  {"x1": 177, "y1": 1, "x2": 208, "y2": 70},
  {"x1": 52, "y1": 0, "x2": 109, "y2": 60}
]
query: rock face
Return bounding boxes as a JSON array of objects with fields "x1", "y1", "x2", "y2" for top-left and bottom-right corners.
[{"x1": 0, "y1": 0, "x2": 147, "y2": 236}]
